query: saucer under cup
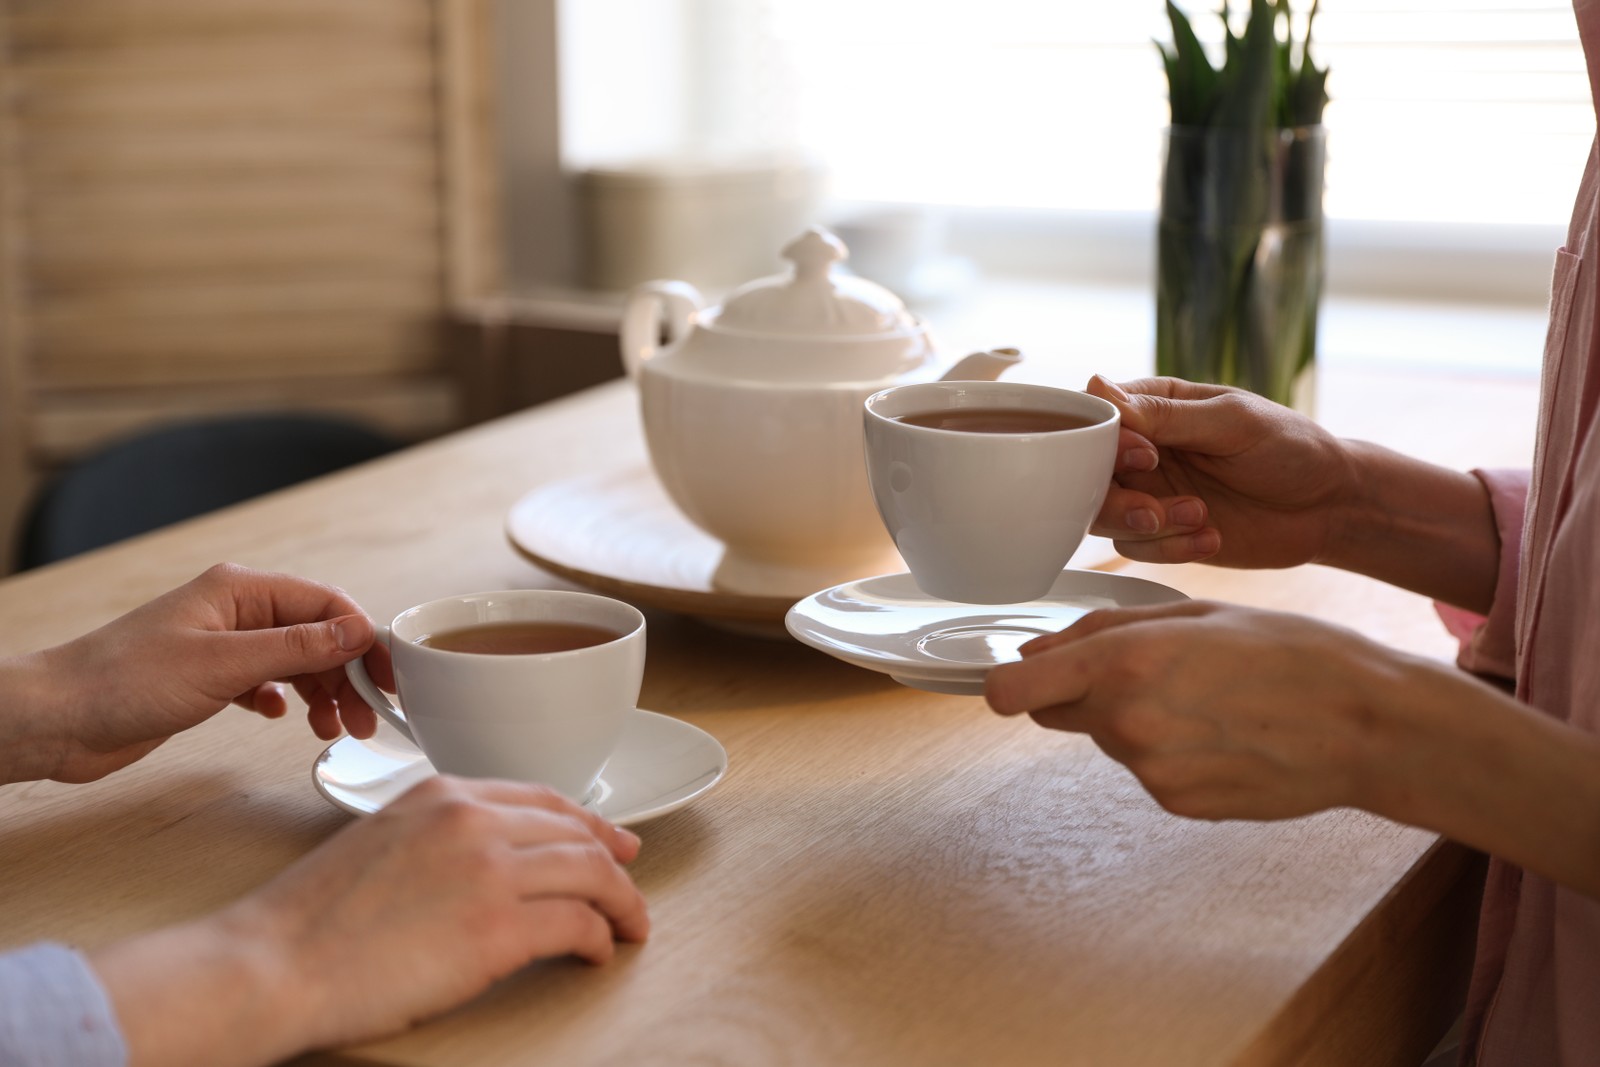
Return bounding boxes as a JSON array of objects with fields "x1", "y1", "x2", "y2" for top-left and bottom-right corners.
[
  {"x1": 314, "y1": 709, "x2": 728, "y2": 825},
  {"x1": 786, "y1": 570, "x2": 1189, "y2": 695}
]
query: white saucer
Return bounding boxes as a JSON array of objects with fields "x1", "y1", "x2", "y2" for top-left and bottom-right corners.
[
  {"x1": 312, "y1": 708, "x2": 728, "y2": 824},
  {"x1": 785, "y1": 570, "x2": 1189, "y2": 695}
]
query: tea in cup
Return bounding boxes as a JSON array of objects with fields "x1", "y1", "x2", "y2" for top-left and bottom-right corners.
[
  {"x1": 863, "y1": 381, "x2": 1119, "y2": 604},
  {"x1": 343, "y1": 590, "x2": 645, "y2": 801}
]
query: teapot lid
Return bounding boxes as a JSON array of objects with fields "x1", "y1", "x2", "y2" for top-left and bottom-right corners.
[{"x1": 711, "y1": 228, "x2": 919, "y2": 338}]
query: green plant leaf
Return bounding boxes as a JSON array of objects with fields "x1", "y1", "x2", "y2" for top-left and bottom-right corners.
[
  {"x1": 1163, "y1": 1, "x2": 1219, "y2": 125},
  {"x1": 1158, "y1": 0, "x2": 1327, "y2": 131},
  {"x1": 1156, "y1": 2, "x2": 1328, "y2": 403},
  {"x1": 1272, "y1": 0, "x2": 1294, "y2": 127},
  {"x1": 1210, "y1": 0, "x2": 1274, "y2": 131},
  {"x1": 1289, "y1": 0, "x2": 1329, "y2": 124}
]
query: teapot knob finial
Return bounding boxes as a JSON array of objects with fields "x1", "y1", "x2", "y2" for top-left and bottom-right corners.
[{"x1": 781, "y1": 227, "x2": 847, "y2": 284}]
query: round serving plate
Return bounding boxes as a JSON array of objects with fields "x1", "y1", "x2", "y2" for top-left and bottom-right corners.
[{"x1": 506, "y1": 464, "x2": 1121, "y2": 628}]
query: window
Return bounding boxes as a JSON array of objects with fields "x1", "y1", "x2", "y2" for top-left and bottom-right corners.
[
  {"x1": 563, "y1": 1, "x2": 1586, "y2": 221},
  {"x1": 556, "y1": 1, "x2": 1588, "y2": 308}
]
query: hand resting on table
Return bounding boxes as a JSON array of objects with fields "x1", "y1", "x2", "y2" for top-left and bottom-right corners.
[{"x1": 0, "y1": 563, "x2": 650, "y2": 1067}]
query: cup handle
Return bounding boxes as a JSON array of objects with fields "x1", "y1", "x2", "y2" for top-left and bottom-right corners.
[{"x1": 343, "y1": 625, "x2": 414, "y2": 744}]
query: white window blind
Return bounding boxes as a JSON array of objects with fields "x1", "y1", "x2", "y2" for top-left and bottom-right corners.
[{"x1": 561, "y1": 0, "x2": 1592, "y2": 228}]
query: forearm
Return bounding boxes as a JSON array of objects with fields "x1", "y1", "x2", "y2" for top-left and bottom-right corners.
[
  {"x1": 89, "y1": 903, "x2": 309, "y2": 1067},
  {"x1": 1361, "y1": 656, "x2": 1600, "y2": 898},
  {"x1": 1320, "y1": 440, "x2": 1501, "y2": 614},
  {"x1": 0, "y1": 651, "x2": 73, "y2": 785}
]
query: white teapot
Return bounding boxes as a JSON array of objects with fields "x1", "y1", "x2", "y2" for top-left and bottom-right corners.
[{"x1": 620, "y1": 227, "x2": 1019, "y2": 597}]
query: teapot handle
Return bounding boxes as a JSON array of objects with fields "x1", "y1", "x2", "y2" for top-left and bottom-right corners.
[{"x1": 620, "y1": 281, "x2": 702, "y2": 380}]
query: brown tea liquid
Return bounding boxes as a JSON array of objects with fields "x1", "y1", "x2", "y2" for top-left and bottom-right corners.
[
  {"x1": 418, "y1": 621, "x2": 620, "y2": 655},
  {"x1": 894, "y1": 407, "x2": 1099, "y2": 433}
]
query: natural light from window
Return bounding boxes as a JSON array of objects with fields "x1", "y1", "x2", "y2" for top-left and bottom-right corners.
[{"x1": 562, "y1": 0, "x2": 1591, "y2": 227}]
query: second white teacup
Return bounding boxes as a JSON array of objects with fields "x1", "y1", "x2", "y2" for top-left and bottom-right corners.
[
  {"x1": 344, "y1": 589, "x2": 645, "y2": 802},
  {"x1": 863, "y1": 381, "x2": 1120, "y2": 604}
]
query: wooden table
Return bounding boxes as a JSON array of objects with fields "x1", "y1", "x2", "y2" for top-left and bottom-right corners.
[{"x1": 0, "y1": 363, "x2": 1537, "y2": 1066}]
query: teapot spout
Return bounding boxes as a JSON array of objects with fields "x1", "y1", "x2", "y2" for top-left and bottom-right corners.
[{"x1": 939, "y1": 347, "x2": 1023, "y2": 382}]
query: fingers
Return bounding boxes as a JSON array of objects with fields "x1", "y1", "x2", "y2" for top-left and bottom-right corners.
[
  {"x1": 332, "y1": 648, "x2": 391, "y2": 734},
  {"x1": 212, "y1": 613, "x2": 373, "y2": 698},
  {"x1": 1091, "y1": 486, "x2": 1221, "y2": 563},
  {"x1": 513, "y1": 842, "x2": 651, "y2": 944},
  {"x1": 519, "y1": 899, "x2": 623, "y2": 965},
  {"x1": 1027, "y1": 704, "x2": 1098, "y2": 737},
  {"x1": 1093, "y1": 485, "x2": 1208, "y2": 539},
  {"x1": 1085, "y1": 374, "x2": 1262, "y2": 455},
  {"x1": 309, "y1": 671, "x2": 378, "y2": 740},
  {"x1": 221, "y1": 615, "x2": 375, "y2": 742},
  {"x1": 337, "y1": 702, "x2": 379, "y2": 741},
  {"x1": 402, "y1": 778, "x2": 651, "y2": 952},
  {"x1": 987, "y1": 643, "x2": 1093, "y2": 716},
  {"x1": 466, "y1": 780, "x2": 642, "y2": 863},
  {"x1": 1111, "y1": 530, "x2": 1222, "y2": 564},
  {"x1": 1087, "y1": 374, "x2": 1238, "y2": 405},
  {"x1": 234, "y1": 682, "x2": 289, "y2": 718},
  {"x1": 1018, "y1": 601, "x2": 1220, "y2": 657},
  {"x1": 1116, "y1": 426, "x2": 1159, "y2": 474},
  {"x1": 309, "y1": 700, "x2": 373, "y2": 742},
  {"x1": 285, "y1": 652, "x2": 390, "y2": 741},
  {"x1": 396, "y1": 777, "x2": 642, "y2": 864},
  {"x1": 988, "y1": 603, "x2": 1224, "y2": 717},
  {"x1": 356, "y1": 642, "x2": 395, "y2": 693},
  {"x1": 306, "y1": 701, "x2": 344, "y2": 741},
  {"x1": 201, "y1": 563, "x2": 367, "y2": 634}
]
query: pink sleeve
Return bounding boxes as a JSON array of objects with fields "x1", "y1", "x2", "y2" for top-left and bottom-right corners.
[{"x1": 1433, "y1": 468, "x2": 1529, "y2": 682}]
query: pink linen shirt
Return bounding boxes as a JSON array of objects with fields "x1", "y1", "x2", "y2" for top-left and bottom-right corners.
[{"x1": 1453, "y1": 2, "x2": 1600, "y2": 1061}]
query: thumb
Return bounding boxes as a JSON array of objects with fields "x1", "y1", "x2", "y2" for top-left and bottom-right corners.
[
  {"x1": 215, "y1": 613, "x2": 375, "y2": 687},
  {"x1": 1019, "y1": 600, "x2": 1218, "y2": 656},
  {"x1": 1086, "y1": 374, "x2": 1255, "y2": 455}
]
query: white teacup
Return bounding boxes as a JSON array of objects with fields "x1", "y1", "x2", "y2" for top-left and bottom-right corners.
[
  {"x1": 344, "y1": 590, "x2": 645, "y2": 801},
  {"x1": 863, "y1": 381, "x2": 1120, "y2": 604}
]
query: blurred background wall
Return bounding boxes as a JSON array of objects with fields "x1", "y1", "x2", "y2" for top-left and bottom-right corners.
[{"x1": 1, "y1": 0, "x2": 1583, "y2": 569}]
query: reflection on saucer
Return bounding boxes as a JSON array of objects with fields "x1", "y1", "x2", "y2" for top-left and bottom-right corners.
[
  {"x1": 785, "y1": 570, "x2": 1188, "y2": 695},
  {"x1": 312, "y1": 709, "x2": 728, "y2": 825}
]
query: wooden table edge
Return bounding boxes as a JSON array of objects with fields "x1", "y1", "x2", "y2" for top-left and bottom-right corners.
[
  {"x1": 1231, "y1": 836, "x2": 1487, "y2": 1067},
  {"x1": 288, "y1": 842, "x2": 1486, "y2": 1067}
]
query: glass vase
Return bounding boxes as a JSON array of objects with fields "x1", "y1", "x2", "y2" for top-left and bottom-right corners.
[{"x1": 1155, "y1": 125, "x2": 1326, "y2": 412}]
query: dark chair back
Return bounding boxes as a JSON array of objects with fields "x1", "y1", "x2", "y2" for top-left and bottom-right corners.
[{"x1": 17, "y1": 413, "x2": 400, "y2": 569}]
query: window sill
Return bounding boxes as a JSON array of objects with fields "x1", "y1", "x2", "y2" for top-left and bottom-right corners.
[
  {"x1": 470, "y1": 274, "x2": 1546, "y2": 472},
  {"x1": 482, "y1": 273, "x2": 1549, "y2": 381},
  {"x1": 916, "y1": 274, "x2": 1547, "y2": 382}
]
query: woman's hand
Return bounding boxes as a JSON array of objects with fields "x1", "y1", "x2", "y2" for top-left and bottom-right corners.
[
  {"x1": 985, "y1": 600, "x2": 1600, "y2": 899},
  {"x1": 91, "y1": 777, "x2": 650, "y2": 1067},
  {"x1": 1088, "y1": 376, "x2": 1359, "y2": 569},
  {"x1": 985, "y1": 600, "x2": 1403, "y2": 820},
  {"x1": 5, "y1": 563, "x2": 391, "y2": 784},
  {"x1": 1087, "y1": 374, "x2": 1502, "y2": 611}
]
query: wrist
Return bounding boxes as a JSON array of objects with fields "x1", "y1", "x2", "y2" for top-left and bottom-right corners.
[
  {"x1": 91, "y1": 904, "x2": 309, "y2": 1067},
  {"x1": 208, "y1": 896, "x2": 322, "y2": 1055},
  {"x1": 1315, "y1": 440, "x2": 1499, "y2": 612},
  {"x1": 1315, "y1": 438, "x2": 1403, "y2": 571},
  {"x1": 1339, "y1": 649, "x2": 1468, "y2": 826},
  {"x1": 1347, "y1": 653, "x2": 1600, "y2": 898},
  {"x1": 0, "y1": 649, "x2": 76, "y2": 784}
]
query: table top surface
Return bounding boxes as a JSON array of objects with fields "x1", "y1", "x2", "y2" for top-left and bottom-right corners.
[{"x1": 0, "y1": 355, "x2": 1537, "y2": 1066}]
